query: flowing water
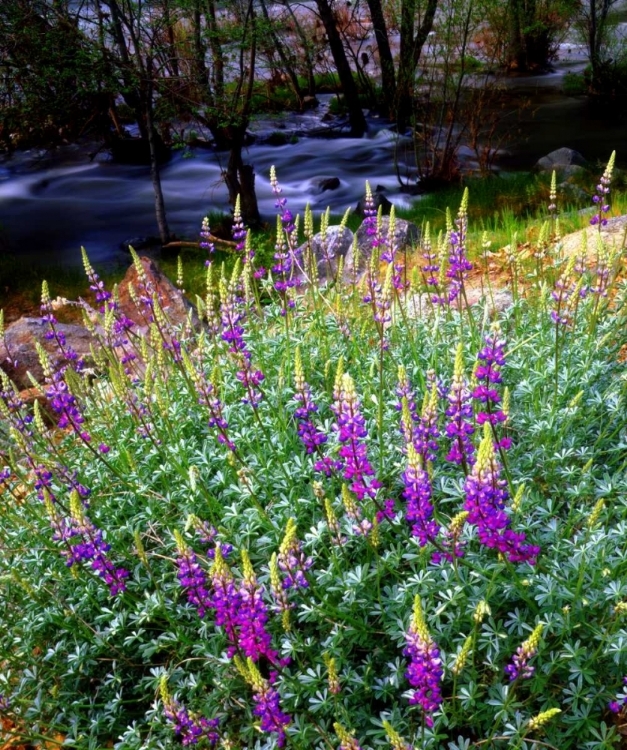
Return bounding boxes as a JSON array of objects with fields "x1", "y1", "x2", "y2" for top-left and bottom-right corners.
[{"x1": 0, "y1": 49, "x2": 625, "y2": 270}]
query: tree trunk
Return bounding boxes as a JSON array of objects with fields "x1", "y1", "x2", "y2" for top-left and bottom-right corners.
[
  {"x1": 259, "y1": 0, "x2": 304, "y2": 105},
  {"x1": 282, "y1": 0, "x2": 317, "y2": 96},
  {"x1": 365, "y1": 0, "x2": 397, "y2": 118},
  {"x1": 396, "y1": 0, "x2": 438, "y2": 132},
  {"x1": 224, "y1": 135, "x2": 261, "y2": 228},
  {"x1": 145, "y1": 60, "x2": 170, "y2": 244},
  {"x1": 314, "y1": 0, "x2": 366, "y2": 137},
  {"x1": 206, "y1": 0, "x2": 224, "y2": 98}
]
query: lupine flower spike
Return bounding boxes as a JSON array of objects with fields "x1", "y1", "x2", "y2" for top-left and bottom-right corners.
[
  {"x1": 590, "y1": 151, "x2": 615, "y2": 228},
  {"x1": 464, "y1": 423, "x2": 540, "y2": 564},
  {"x1": 404, "y1": 595, "x2": 443, "y2": 728},
  {"x1": 382, "y1": 720, "x2": 413, "y2": 750},
  {"x1": 160, "y1": 676, "x2": 219, "y2": 747},
  {"x1": 505, "y1": 623, "x2": 543, "y2": 681},
  {"x1": 235, "y1": 657, "x2": 291, "y2": 747},
  {"x1": 334, "y1": 722, "x2": 362, "y2": 750}
]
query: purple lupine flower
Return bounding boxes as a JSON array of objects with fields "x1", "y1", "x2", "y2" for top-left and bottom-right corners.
[
  {"x1": 293, "y1": 348, "x2": 327, "y2": 454},
  {"x1": 404, "y1": 596, "x2": 443, "y2": 728},
  {"x1": 362, "y1": 181, "x2": 380, "y2": 248},
  {"x1": 334, "y1": 373, "x2": 381, "y2": 502},
  {"x1": 472, "y1": 326, "x2": 507, "y2": 427},
  {"x1": 161, "y1": 678, "x2": 219, "y2": 747},
  {"x1": 59, "y1": 491, "x2": 129, "y2": 596},
  {"x1": 505, "y1": 624, "x2": 543, "y2": 681},
  {"x1": 421, "y1": 223, "x2": 439, "y2": 287},
  {"x1": 209, "y1": 548, "x2": 242, "y2": 654},
  {"x1": 396, "y1": 365, "x2": 419, "y2": 446},
  {"x1": 238, "y1": 551, "x2": 281, "y2": 664},
  {"x1": 219, "y1": 276, "x2": 264, "y2": 408},
  {"x1": 231, "y1": 196, "x2": 247, "y2": 254},
  {"x1": 0, "y1": 694, "x2": 10, "y2": 711},
  {"x1": 174, "y1": 531, "x2": 212, "y2": 617},
  {"x1": 185, "y1": 357, "x2": 235, "y2": 451},
  {"x1": 590, "y1": 151, "x2": 615, "y2": 228},
  {"x1": 192, "y1": 518, "x2": 232, "y2": 559},
  {"x1": 363, "y1": 260, "x2": 393, "y2": 328},
  {"x1": 446, "y1": 189, "x2": 473, "y2": 304},
  {"x1": 415, "y1": 384, "x2": 440, "y2": 464},
  {"x1": 270, "y1": 167, "x2": 301, "y2": 311},
  {"x1": 242, "y1": 662, "x2": 291, "y2": 748},
  {"x1": 402, "y1": 444, "x2": 440, "y2": 546},
  {"x1": 200, "y1": 216, "x2": 216, "y2": 265},
  {"x1": 40, "y1": 281, "x2": 85, "y2": 372},
  {"x1": 464, "y1": 424, "x2": 540, "y2": 564},
  {"x1": 445, "y1": 345, "x2": 475, "y2": 470},
  {"x1": 82, "y1": 248, "x2": 112, "y2": 312},
  {"x1": 277, "y1": 518, "x2": 312, "y2": 590},
  {"x1": 431, "y1": 511, "x2": 468, "y2": 565}
]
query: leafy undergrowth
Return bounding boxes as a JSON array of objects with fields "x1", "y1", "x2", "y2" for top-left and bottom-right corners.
[{"x1": 1, "y1": 161, "x2": 627, "y2": 750}]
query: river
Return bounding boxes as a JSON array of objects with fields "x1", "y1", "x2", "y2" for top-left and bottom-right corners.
[{"x1": 0, "y1": 48, "x2": 625, "y2": 270}]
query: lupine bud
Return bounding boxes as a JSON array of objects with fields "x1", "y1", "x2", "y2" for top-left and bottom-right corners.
[
  {"x1": 452, "y1": 635, "x2": 473, "y2": 675},
  {"x1": 528, "y1": 708, "x2": 561, "y2": 731},
  {"x1": 323, "y1": 652, "x2": 341, "y2": 695},
  {"x1": 587, "y1": 499, "x2": 604, "y2": 529},
  {"x1": 382, "y1": 720, "x2": 412, "y2": 750}
]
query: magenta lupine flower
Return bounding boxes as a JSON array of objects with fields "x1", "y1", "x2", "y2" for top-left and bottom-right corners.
[
  {"x1": 590, "y1": 151, "x2": 615, "y2": 228},
  {"x1": 464, "y1": 425, "x2": 540, "y2": 564},
  {"x1": 293, "y1": 349, "x2": 327, "y2": 454},
  {"x1": 445, "y1": 346, "x2": 475, "y2": 469},
  {"x1": 174, "y1": 532, "x2": 212, "y2": 617},
  {"x1": 403, "y1": 444, "x2": 440, "y2": 546},
  {"x1": 161, "y1": 678, "x2": 219, "y2": 747},
  {"x1": 238, "y1": 551, "x2": 281, "y2": 664},
  {"x1": 608, "y1": 676, "x2": 627, "y2": 713},
  {"x1": 505, "y1": 624, "x2": 543, "y2": 681},
  {"x1": 334, "y1": 373, "x2": 381, "y2": 502},
  {"x1": 404, "y1": 596, "x2": 443, "y2": 728},
  {"x1": 472, "y1": 327, "x2": 507, "y2": 427},
  {"x1": 277, "y1": 518, "x2": 313, "y2": 590},
  {"x1": 209, "y1": 548, "x2": 242, "y2": 653}
]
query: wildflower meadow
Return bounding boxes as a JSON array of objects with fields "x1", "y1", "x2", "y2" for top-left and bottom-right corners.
[{"x1": 1, "y1": 156, "x2": 627, "y2": 750}]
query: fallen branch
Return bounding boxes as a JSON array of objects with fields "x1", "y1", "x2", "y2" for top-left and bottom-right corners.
[{"x1": 163, "y1": 235, "x2": 238, "y2": 250}]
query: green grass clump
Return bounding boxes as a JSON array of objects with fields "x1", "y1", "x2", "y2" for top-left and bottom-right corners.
[{"x1": 1, "y1": 161, "x2": 627, "y2": 750}]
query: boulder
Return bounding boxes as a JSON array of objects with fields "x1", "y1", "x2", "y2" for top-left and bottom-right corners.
[
  {"x1": 534, "y1": 147, "x2": 589, "y2": 174},
  {"x1": 295, "y1": 226, "x2": 354, "y2": 283},
  {"x1": 355, "y1": 188, "x2": 393, "y2": 217},
  {"x1": 346, "y1": 217, "x2": 420, "y2": 282},
  {"x1": 0, "y1": 317, "x2": 94, "y2": 388},
  {"x1": 116, "y1": 256, "x2": 198, "y2": 329}
]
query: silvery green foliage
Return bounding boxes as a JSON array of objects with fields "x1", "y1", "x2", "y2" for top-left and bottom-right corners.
[{"x1": 1, "y1": 181, "x2": 627, "y2": 750}]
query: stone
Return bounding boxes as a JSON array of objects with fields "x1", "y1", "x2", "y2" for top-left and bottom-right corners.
[
  {"x1": 295, "y1": 226, "x2": 354, "y2": 283},
  {"x1": 116, "y1": 255, "x2": 198, "y2": 329},
  {"x1": 0, "y1": 317, "x2": 94, "y2": 388},
  {"x1": 318, "y1": 176, "x2": 341, "y2": 192},
  {"x1": 346, "y1": 217, "x2": 420, "y2": 282},
  {"x1": 534, "y1": 147, "x2": 589, "y2": 173},
  {"x1": 355, "y1": 189, "x2": 393, "y2": 217}
]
